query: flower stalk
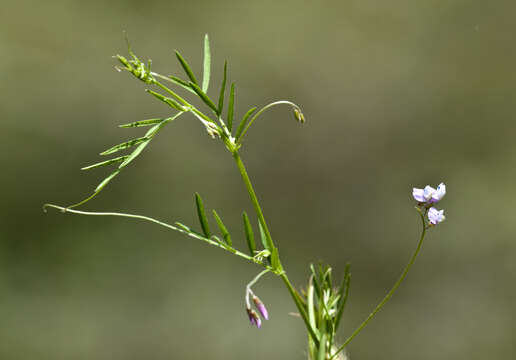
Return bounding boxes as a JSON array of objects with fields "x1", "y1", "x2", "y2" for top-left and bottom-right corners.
[{"x1": 330, "y1": 208, "x2": 428, "y2": 359}]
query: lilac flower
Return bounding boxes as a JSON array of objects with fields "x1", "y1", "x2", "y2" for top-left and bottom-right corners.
[
  {"x1": 252, "y1": 295, "x2": 269, "y2": 320},
  {"x1": 246, "y1": 308, "x2": 262, "y2": 328},
  {"x1": 428, "y1": 207, "x2": 445, "y2": 225},
  {"x1": 413, "y1": 183, "x2": 446, "y2": 204},
  {"x1": 432, "y1": 183, "x2": 446, "y2": 203}
]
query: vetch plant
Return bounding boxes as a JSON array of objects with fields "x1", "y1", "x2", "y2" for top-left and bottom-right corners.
[{"x1": 44, "y1": 35, "x2": 447, "y2": 359}]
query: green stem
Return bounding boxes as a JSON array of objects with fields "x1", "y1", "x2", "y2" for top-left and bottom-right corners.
[
  {"x1": 247, "y1": 269, "x2": 270, "y2": 289},
  {"x1": 42, "y1": 204, "x2": 260, "y2": 264},
  {"x1": 237, "y1": 101, "x2": 301, "y2": 143},
  {"x1": 231, "y1": 150, "x2": 319, "y2": 344},
  {"x1": 331, "y1": 211, "x2": 428, "y2": 359},
  {"x1": 232, "y1": 151, "x2": 275, "y2": 252}
]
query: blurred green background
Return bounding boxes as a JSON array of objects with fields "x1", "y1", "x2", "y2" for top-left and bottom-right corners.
[{"x1": 2, "y1": 0, "x2": 515, "y2": 359}]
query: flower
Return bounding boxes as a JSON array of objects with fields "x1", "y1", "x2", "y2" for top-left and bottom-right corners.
[
  {"x1": 432, "y1": 183, "x2": 446, "y2": 203},
  {"x1": 252, "y1": 295, "x2": 269, "y2": 320},
  {"x1": 413, "y1": 183, "x2": 446, "y2": 204},
  {"x1": 428, "y1": 207, "x2": 445, "y2": 225}
]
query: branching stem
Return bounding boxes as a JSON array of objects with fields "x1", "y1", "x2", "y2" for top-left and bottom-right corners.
[{"x1": 42, "y1": 203, "x2": 261, "y2": 265}]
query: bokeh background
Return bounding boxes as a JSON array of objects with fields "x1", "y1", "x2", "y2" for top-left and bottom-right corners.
[{"x1": 2, "y1": 0, "x2": 515, "y2": 359}]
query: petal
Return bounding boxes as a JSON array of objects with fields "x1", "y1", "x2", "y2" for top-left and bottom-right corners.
[
  {"x1": 423, "y1": 185, "x2": 436, "y2": 201},
  {"x1": 412, "y1": 188, "x2": 426, "y2": 202},
  {"x1": 428, "y1": 207, "x2": 439, "y2": 224},
  {"x1": 431, "y1": 183, "x2": 446, "y2": 202},
  {"x1": 252, "y1": 295, "x2": 269, "y2": 320},
  {"x1": 438, "y1": 209, "x2": 445, "y2": 222},
  {"x1": 257, "y1": 303, "x2": 269, "y2": 320},
  {"x1": 428, "y1": 207, "x2": 445, "y2": 224}
]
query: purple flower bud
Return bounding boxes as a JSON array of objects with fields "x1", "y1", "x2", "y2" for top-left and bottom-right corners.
[
  {"x1": 428, "y1": 207, "x2": 445, "y2": 225},
  {"x1": 252, "y1": 295, "x2": 269, "y2": 320},
  {"x1": 246, "y1": 308, "x2": 262, "y2": 328}
]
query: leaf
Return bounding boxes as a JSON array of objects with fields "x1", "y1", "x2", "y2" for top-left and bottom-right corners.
[
  {"x1": 211, "y1": 234, "x2": 235, "y2": 252},
  {"x1": 258, "y1": 221, "x2": 269, "y2": 251},
  {"x1": 189, "y1": 82, "x2": 218, "y2": 114},
  {"x1": 202, "y1": 34, "x2": 210, "y2": 93},
  {"x1": 317, "y1": 333, "x2": 327, "y2": 360},
  {"x1": 67, "y1": 113, "x2": 182, "y2": 209},
  {"x1": 212, "y1": 210, "x2": 232, "y2": 246},
  {"x1": 175, "y1": 222, "x2": 192, "y2": 232},
  {"x1": 310, "y1": 264, "x2": 322, "y2": 300},
  {"x1": 227, "y1": 83, "x2": 235, "y2": 131},
  {"x1": 195, "y1": 193, "x2": 211, "y2": 238},
  {"x1": 143, "y1": 118, "x2": 167, "y2": 138},
  {"x1": 81, "y1": 155, "x2": 129, "y2": 170},
  {"x1": 94, "y1": 170, "x2": 120, "y2": 192},
  {"x1": 119, "y1": 118, "x2": 164, "y2": 128},
  {"x1": 235, "y1": 107, "x2": 257, "y2": 139},
  {"x1": 307, "y1": 276, "x2": 317, "y2": 331},
  {"x1": 335, "y1": 263, "x2": 351, "y2": 331},
  {"x1": 100, "y1": 137, "x2": 148, "y2": 155},
  {"x1": 167, "y1": 75, "x2": 197, "y2": 94},
  {"x1": 242, "y1": 212, "x2": 256, "y2": 256},
  {"x1": 217, "y1": 61, "x2": 227, "y2": 115},
  {"x1": 318, "y1": 264, "x2": 325, "y2": 289},
  {"x1": 118, "y1": 140, "x2": 150, "y2": 168},
  {"x1": 324, "y1": 266, "x2": 333, "y2": 290},
  {"x1": 146, "y1": 89, "x2": 183, "y2": 111},
  {"x1": 175, "y1": 51, "x2": 198, "y2": 85},
  {"x1": 175, "y1": 222, "x2": 205, "y2": 237}
]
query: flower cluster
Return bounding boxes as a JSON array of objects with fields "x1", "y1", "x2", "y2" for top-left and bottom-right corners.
[{"x1": 413, "y1": 183, "x2": 446, "y2": 225}]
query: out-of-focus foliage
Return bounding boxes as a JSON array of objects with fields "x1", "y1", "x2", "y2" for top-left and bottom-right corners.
[{"x1": 1, "y1": 0, "x2": 516, "y2": 359}]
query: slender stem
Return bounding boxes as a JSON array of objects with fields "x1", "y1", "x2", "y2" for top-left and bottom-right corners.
[
  {"x1": 331, "y1": 212, "x2": 428, "y2": 359},
  {"x1": 232, "y1": 151, "x2": 275, "y2": 252},
  {"x1": 42, "y1": 204, "x2": 260, "y2": 264},
  {"x1": 247, "y1": 269, "x2": 270, "y2": 289},
  {"x1": 191, "y1": 107, "x2": 217, "y2": 124},
  {"x1": 66, "y1": 191, "x2": 102, "y2": 210},
  {"x1": 231, "y1": 150, "x2": 320, "y2": 344},
  {"x1": 237, "y1": 100, "x2": 301, "y2": 143}
]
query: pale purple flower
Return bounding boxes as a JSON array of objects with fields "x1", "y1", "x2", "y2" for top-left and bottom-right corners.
[
  {"x1": 431, "y1": 183, "x2": 446, "y2": 203},
  {"x1": 413, "y1": 185, "x2": 434, "y2": 203},
  {"x1": 413, "y1": 182, "x2": 446, "y2": 204},
  {"x1": 428, "y1": 207, "x2": 445, "y2": 225},
  {"x1": 252, "y1": 295, "x2": 269, "y2": 320}
]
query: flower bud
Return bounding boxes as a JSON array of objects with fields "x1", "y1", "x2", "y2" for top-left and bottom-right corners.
[
  {"x1": 246, "y1": 308, "x2": 262, "y2": 328},
  {"x1": 252, "y1": 295, "x2": 269, "y2": 320},
  {"x1": 293, "y1": 108, "x2": 305, "y2": 123},
  {"x1": 204, "y1": 121, "x2": 221, "y2": 139}
]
